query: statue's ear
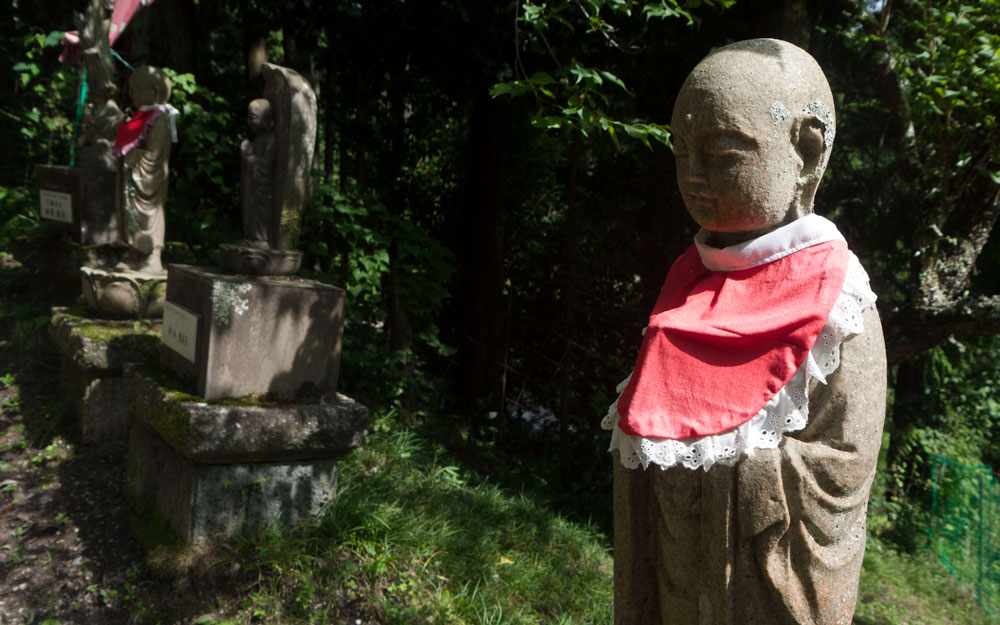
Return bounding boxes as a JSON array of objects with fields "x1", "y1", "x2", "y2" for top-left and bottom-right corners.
[{"x1": 795, "y1": 116, "x2": 826, "y2": 172}]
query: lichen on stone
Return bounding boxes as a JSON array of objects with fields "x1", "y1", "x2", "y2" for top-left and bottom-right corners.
[
  {"x1": 769, "y1": 101, "x2": 790, "y2": 127},
  {"x1": 211, "y1": 281, "x2": 253, "y2": 326},
  {"x1": 803, "y1": 99, "x2": 836, "y2": 148}
]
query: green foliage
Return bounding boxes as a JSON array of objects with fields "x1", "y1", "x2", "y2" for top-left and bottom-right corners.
[
  {"x1": 927, "y1": 455, "x2": 1000, "y2": 617},
  {"x1": 159, "y1": 68, "x2": 241, "y2": 262},
  {"x1": 491, "y1": 0, "x2": 734, "y2": 147},
  {"x1": 856, "y1": 535, "x2": 995, "y2": 625},
  {"x1": 301, "y1": 182, "x2": 456, "y2": 407},
  {"x1": 871, "y1": 337, "x2": 1000, "y2": 552},
  {"x1": 9, "y1": 31, "x2": 77, "y2": 174},
  {"x1": 0, "y1": 186, "x2": 39, "y2": 252},
  {"x1": 891, "y1": 0, "x2": 1000, "y2": 187}
]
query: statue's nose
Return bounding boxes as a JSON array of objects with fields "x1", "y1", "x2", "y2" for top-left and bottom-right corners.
[{"x1": 686, "y1": 151, "x2": 708, "y2": 184}]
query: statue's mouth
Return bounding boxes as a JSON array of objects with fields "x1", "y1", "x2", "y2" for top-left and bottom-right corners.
[{"x1": 688, "y1": 192, "x2": 716, "y2": 207}]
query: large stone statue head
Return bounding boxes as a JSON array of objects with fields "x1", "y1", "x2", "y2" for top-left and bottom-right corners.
[
  {"x1": 671, "y1": 39, "x2": 835, "y2": 243},
  {"x1": 129, "y1": 66, "x2": 172, "y2": 107}
]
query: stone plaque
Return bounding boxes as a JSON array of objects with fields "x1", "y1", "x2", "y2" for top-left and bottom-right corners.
[
  {"x1": 36, "y1": 165, "x2": 119, "y2": 245},
  {"x1": 163, "y1": 300, "x2": 199, "y2": 363},
  {"x1": 39, "y1": 189, "x2": 73, "y2": 223}
]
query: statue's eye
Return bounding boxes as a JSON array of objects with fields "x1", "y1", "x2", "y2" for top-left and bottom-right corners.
[
  {"x1": 704, "y1": 131, "x2": 757, "y2": 156},
  {"x1": 673, "y1": 137, "x2": 689, "y2": 158}
]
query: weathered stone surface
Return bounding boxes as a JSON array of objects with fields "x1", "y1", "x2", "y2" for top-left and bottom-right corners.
[
  {"x1": 80, "y1": 266, "x2": 167, "y2": 318},
  {"x1": 160, "y1": 264, "x2": 344, "y2": 400},
  {"x1": 125, "y1": 370, "x2": 367, "y2": 541},
  {"x1": 48, "y1": 307, "x2": 161, "y2": 444},
  {"x1": 128, "y1": 421, "x2": 338, "y2": 542},
  {"x1": 218, "y1": 243, "x2": 302, "y2": 276},
  {"x1": 73, "y1": 0, "x2": 126, "y2": 173},
  {"x1": 49, "y1": 307, "x2": 161, "y2": 375},
  {"x1": 36, "y1": 165, "x2": 118, "y2": 246},
  {"x1": 128, "y1": 369, "x2": 368, "y2": 462}
]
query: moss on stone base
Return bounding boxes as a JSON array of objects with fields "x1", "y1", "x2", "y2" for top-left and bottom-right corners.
[{"x1": 50, "y1": 307, "x2": 161, "y2": 371}]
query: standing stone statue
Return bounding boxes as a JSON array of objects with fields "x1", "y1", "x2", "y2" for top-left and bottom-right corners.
[
  {"x1": 73, "y1": 0, "x2": 125, "y2": 172},
  {"x1": 113, "y1": 66, "x2": 177, "y2": 274},
  {"x1": 221, "y1": 63, "x2": 317, "y2": 275},
  {"x1": 603, "y1": 39, "x2": 886, "y2": 624},
  {"x1": 240, "y1": 98, "x2": 277, "y2": 247}
]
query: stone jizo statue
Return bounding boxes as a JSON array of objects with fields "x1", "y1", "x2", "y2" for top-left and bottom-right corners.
[
  {"x1": 113, "y1": 66, "x2": 177, "y2": 274},
  {"x1": 221, "y1": 63, "x2": 317, "y2": 276},
  {"x1": 603, "y1": 39, "x2": 886, "y2": 625},
  {"x1": 240, "y1": 98, "x2": 277, "y2": 248}
]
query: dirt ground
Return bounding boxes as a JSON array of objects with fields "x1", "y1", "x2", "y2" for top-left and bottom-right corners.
[{"x1": 0, "y1": 333, "x2": 234, "y2": 625}]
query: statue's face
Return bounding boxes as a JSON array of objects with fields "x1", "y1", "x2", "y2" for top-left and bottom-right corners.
[
  {"x1": 671, "y1": 77, "x2": 804, "y2": 237},
  {"x1": 130, "y1": 78, "x2": 157, "y2": 107},
  {"x1": 248, "y1": 100, "x2": 273, "y2": 134},
  {"x1": 128, "y1": 68, "x2": 170, "y2": 107}
]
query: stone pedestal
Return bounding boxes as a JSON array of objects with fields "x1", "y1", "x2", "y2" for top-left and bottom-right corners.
[
  {"x1": 160, "y1": 265, "x2": 344, "y2": 400},
  {"x1": 126, "y1": 370, "x2": 367, "y2": 541},
  {"x1": 81, "y1": 266, "x2": 167, "y2": 318},
  {"x1": 219, "y1": 243, "x2": 303, "y2": 276},
  {"x1": 47, "y1": 307, "x2": 161, "y2": 444},
  {"x1": 36, "y1": 165, "x2": 118, "y2": 246},
  {"x1": 11, "y1": 234, "x2": 125, "y2": 304}
]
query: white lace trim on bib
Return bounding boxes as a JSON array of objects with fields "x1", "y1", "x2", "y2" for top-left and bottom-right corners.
[{"x1": 602, "y1": 252, "x2": 876, "y2": 472}]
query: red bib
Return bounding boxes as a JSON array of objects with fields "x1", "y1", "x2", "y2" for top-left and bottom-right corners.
[
  {"x1": 616, "y1": 239, "x2": 848, "y2": 439},
  {"x1": 113, "y1": 107, "x2": 164, "y2": 157}
]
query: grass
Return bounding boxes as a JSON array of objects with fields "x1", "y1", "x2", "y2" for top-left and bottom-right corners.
[
  {"x1": 154, "y1": 419, "x2": 615, "y2": 624},
  {"x1": 856, "y1": 540, "x2": 994, "y2": 625},
  {"x1": 132, "y1": 412, "x2": 993, "y2": 625}
]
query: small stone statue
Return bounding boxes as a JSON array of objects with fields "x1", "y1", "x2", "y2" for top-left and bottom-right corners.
[
  {"x1": 221, "y1": 63, "x2": 317, "y2": 276},
  {"x1": 114, "y1": 66, "x2": 177, "y2": 274},
  {"x1": 604, "y1": 39, "x2": 886, "y2": 624},
  {"x1": 240, "y1": 98, "x2": 277, "y2": 248}
]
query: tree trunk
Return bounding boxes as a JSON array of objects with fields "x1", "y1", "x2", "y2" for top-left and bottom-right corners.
[
  {"x1": 120, "y1": 0, "x2": 195, "y2": 72},
  {"x1": 556, "y1": 134, "x2": 582, "y2": 472},
  {"x1": 455, "y1": 94, "x2": 510, "y2": 413}
]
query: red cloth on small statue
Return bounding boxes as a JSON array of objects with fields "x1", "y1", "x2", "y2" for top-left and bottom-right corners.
[
  {"x1": 113, "y1": 107, "x2": 163, "y2": 157},
  {"x1": 616, "y1": 238, "x2": 849, "y2": 439}
]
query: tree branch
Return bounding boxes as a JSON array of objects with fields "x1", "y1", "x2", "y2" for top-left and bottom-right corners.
[{"x1": 886, "y1": 294, "x2": 1000, "y2": 364}]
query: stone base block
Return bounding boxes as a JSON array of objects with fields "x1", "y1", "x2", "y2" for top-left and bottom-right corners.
[
  {"x1": 47, "y1": 307, "x2": 161, "y2": 444},
  {"x1": 36, "y1": 165, "x2": 118, "y2": 246},
  {"x1": 161, "y1": 264, "x2": 344, "y2": 400},
  {"x1": 126, "y1": 370, "x2": 367, "y2": 541},
  {"x1": 129, "y1": 421, "x2": 338, "y2": 541}
]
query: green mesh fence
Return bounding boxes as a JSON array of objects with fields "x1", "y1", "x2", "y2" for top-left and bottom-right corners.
[{"x1": 928, "y1": 454, "x2": 1000, "y2": 617}]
